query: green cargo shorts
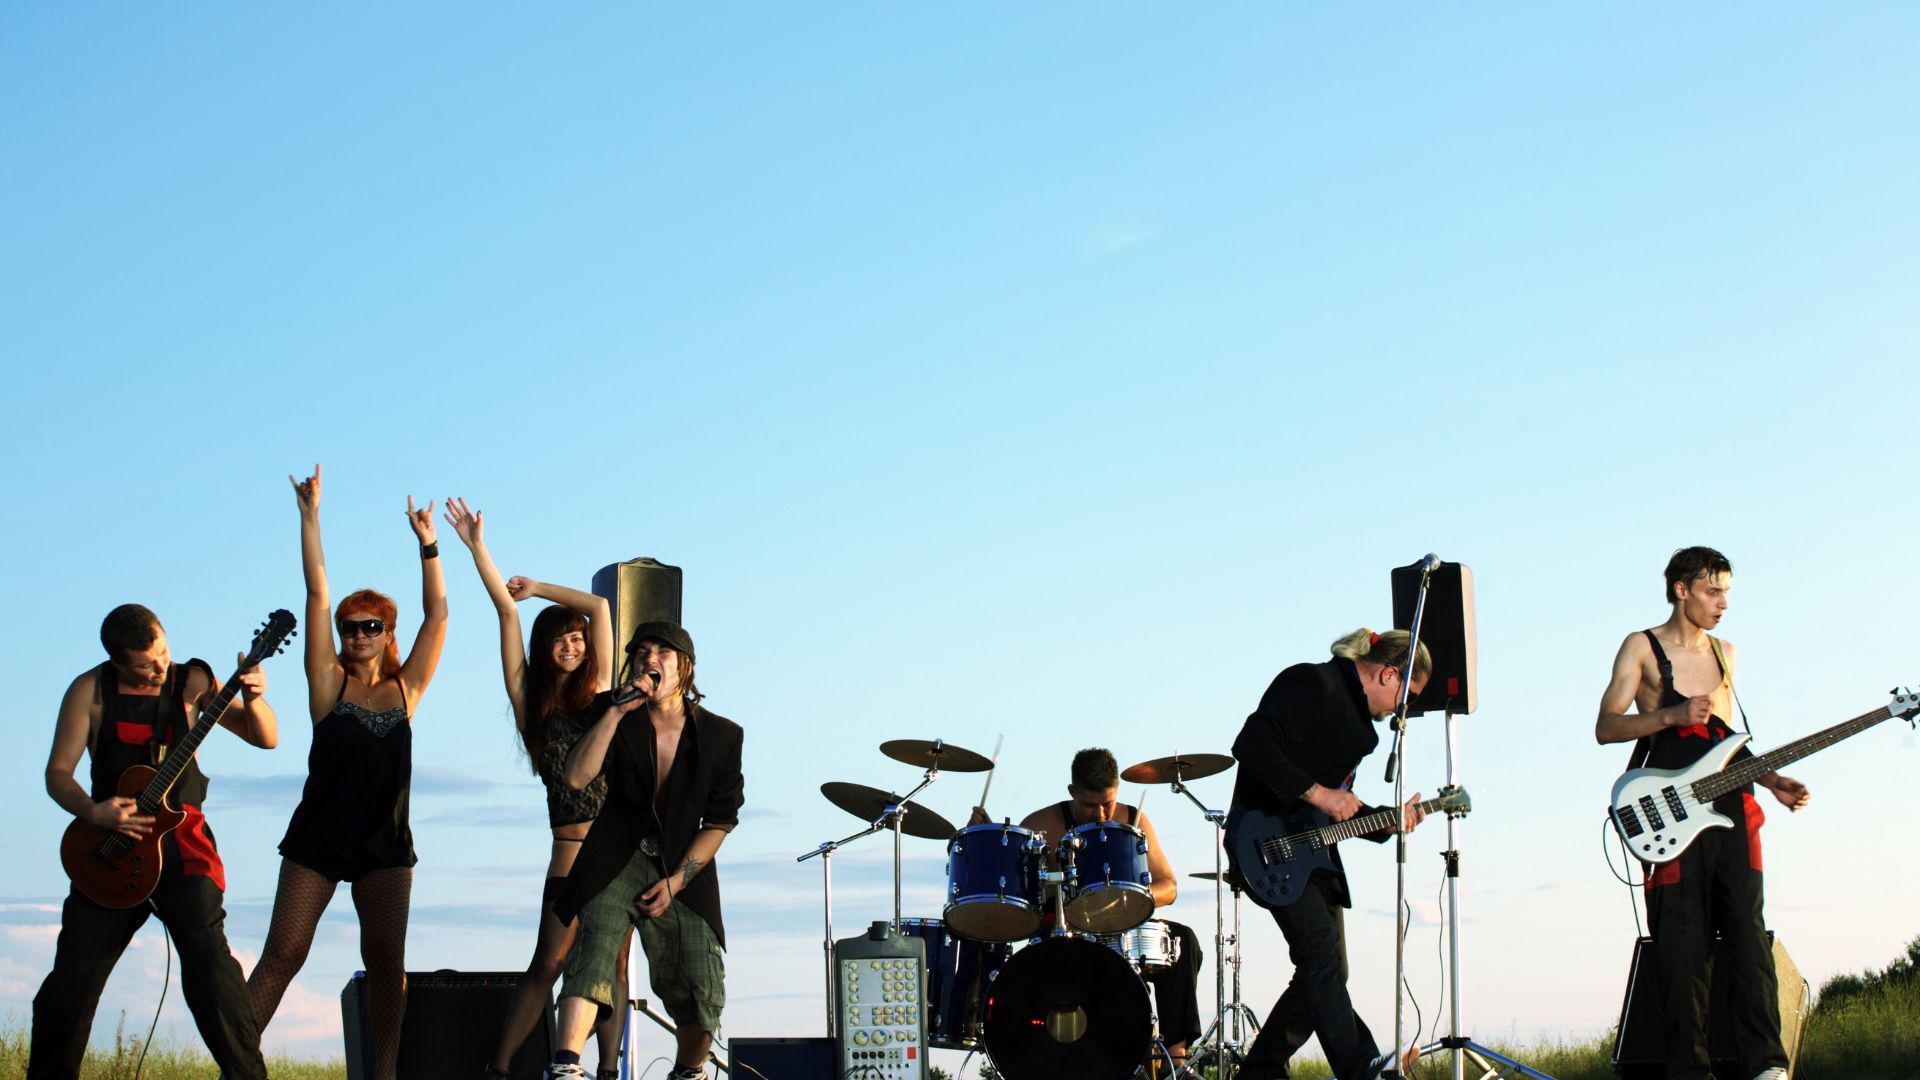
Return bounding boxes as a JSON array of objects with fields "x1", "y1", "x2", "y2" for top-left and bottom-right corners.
[{"x1": 561, "y1": 850, "x2": 726, "y2": 1033}]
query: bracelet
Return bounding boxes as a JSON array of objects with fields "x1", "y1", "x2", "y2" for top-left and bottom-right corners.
[{"x1": 420, "y1": 542, "x2": 439, "y2": 560}]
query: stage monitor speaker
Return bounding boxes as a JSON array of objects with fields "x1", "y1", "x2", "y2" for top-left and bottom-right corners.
[
  {"x1": 1390, "y1": 559, "x2": 1477, "y2": 716},
  {"x1": 594, "y1": 556, "x2": 684, "y2": 669},
  {"x1": 1611, "y1": 933, "x2": 1808, "y2": 1078},
  {"x1": 728, "y1": 1036, "x2": 834, "y2": 1080},
  {"x1": 342, "y1": 970, "x2": 554, "y2": 1080}
]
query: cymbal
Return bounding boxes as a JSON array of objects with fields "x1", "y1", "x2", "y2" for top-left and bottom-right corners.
[
  {"x1": 880, "y1": 738, "x2": 994, "y2": 773},
  {"x1": 1120, "y1": 752, "x2": 1234, "y2": 784},
  {"x1": 820, "y1": 781, "x2": 957, "y2": 840}
]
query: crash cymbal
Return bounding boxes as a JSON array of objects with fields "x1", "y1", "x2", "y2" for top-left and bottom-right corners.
[
  {"x1": 1188, "y1": 871, "x2": 1225, "y2": 881},
  {"x1": 820, "y1": 781, "x2": 957, "y2": 840},
  {"x1": 880, "y1": 738, "x2": 995, "y2": 773},
  {"x1": 1119, "y1": 752, "x2": 1234, "y2": 785}
]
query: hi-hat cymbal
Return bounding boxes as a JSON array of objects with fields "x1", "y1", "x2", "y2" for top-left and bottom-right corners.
[
  {"x1": 1120, "y1": 752, "x2": 1234, "y2": 784},
  {"x1": 820, "y1": 781, "x2": 957, "y2": 840},
  {"x1": 880, "y1": 738, "x2": 995, "y2": 773}
]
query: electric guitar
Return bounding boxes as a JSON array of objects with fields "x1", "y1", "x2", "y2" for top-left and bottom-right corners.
[
  {"x1": 1609, "y1": 686, "x2": 1919, "y2": 865},
  {"x1": 61, "y1": 610, "x2": 297, "y2": 908},
  {"x1": 1225, "y1": 786, "x2": 1471, "y2": 910}
]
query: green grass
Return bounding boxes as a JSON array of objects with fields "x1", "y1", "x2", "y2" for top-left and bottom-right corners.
[
  {"x1": 0, "y1": 1011, "x2": 343, "y2": 1080},
  {"x1": 4, "y1": 955, "x2": 1915, "y2": 1080}
]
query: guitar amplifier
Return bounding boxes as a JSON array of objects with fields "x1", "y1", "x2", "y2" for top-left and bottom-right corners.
[
  {"x1": 834, "y1": 922, "x2": 929, "y2": 1080},
  {"x1": 1611, "y1": 933, "x2": 1808, "y2": 1078},
  {"x1": 343, "y1": 969, "x2": 555, "y2": 1080}
]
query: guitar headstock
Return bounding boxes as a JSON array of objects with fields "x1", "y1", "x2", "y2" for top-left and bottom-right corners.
[
  {"x1": 1891, "y1": 686, "x2": 1919, "y2": 726},
  {"x1": 245, "y1": 609, "x2": 299, "y2": 667},
  {"x1": 1435, "y1": 784, "x2": 1473, "y2": 817}
]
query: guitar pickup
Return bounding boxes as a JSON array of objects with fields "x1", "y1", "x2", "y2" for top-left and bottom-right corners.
[
  {"x1": 1614, "y1": 805, "x2": 1644, "y2": 838},
  {"x1": 1661, "y1": 786, "x2": 1689, "y2": 821},
  {"x1": 1637, "y1": 795, "x2": 1667, "y2": 831}
]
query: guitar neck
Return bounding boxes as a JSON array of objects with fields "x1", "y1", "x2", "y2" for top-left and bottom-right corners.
[
  {"x1": 1695, "y1": 704, "x2": 1896, "y2": 801},
  {"x1": 1313, "y1": 794, "x2": 1450, "y2": 846},
  {"x1": 135, "y1": 676, "x2": 245, "y2": 811}
]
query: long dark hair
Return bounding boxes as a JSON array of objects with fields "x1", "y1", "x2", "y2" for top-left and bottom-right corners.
[{"x1": 521, "y1": 604, "x2": 600, "y2": 771}]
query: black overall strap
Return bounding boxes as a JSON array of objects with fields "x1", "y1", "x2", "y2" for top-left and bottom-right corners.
[{"x1": 1627, "y1": 630, "x2": 1674, "y2": 771}]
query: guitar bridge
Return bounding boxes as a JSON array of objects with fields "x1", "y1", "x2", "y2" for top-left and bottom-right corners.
[{"x1": 1614, "y1": 804, "x2": 1644, "y2": 838}]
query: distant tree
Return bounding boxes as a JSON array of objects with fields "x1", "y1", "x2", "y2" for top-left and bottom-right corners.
[{"x1": 1815, "y1": 933, "x2": 1920, "y2": 1009}]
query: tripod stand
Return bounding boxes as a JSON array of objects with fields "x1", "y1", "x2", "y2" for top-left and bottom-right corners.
[
  {"x1": 1414, "y1": 707, "x2": 1555, "y2": 1080},
  {"x1": 1162, "y1": 768, "x2": 1259, "y2": 1080}
]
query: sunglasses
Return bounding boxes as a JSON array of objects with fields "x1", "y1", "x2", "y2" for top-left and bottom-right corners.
[{"x1": 338, "y1": 619, "x2": 387, "y2": 638}]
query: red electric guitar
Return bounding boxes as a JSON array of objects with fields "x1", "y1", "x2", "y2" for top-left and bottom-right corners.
[{"x1": 60, "y1": 610, "x2": 296, "y2": 908}]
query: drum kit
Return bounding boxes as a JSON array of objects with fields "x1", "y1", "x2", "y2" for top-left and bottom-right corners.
[{"x1": 796, "y1": 738, "x2": 1261, "y2": 1080}]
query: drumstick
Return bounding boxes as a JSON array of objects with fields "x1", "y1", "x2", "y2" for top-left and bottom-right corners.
[{"x1": 976, "y1": 734, "x2": 1004, "y2": 814}]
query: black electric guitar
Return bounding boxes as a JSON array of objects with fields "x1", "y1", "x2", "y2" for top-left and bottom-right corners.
[
  {"x1": 61, "y1": 610, "x2": 296, "y2": 908},
  {"x1": 1225, "y1": 786, "x2": 1472, "y2": 910}
]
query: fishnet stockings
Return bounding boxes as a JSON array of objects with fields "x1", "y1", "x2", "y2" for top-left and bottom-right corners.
[{"x1": 248, "y1": 860, "x2": 412, "y2": 1080}]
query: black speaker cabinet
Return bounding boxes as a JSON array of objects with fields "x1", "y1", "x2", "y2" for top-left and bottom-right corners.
[
  {"x1": 342, "y1": 970, "x2": 555, "y2": 1080},
  {"x1": 728, "y1": 1036, "x2": 835, "y2": 1080},
  {"x1": 594, "y1": 556, "x2": 685, "y2": 666},
  {"x1": 1390, "y1": 560, "x2": 1477, "y2": 716},
  {"x1": 1612, "y1": 933, "x2": 1808, "y2": 1078}
]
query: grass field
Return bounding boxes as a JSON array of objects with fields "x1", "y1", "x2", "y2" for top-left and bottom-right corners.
[{"x1": 6, "y1": 939, "x2": 1915, "y2": 1079}]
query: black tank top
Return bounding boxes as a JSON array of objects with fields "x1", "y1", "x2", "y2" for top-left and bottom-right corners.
[
  {"x1": 91, "y1": 660, "x2": 212, "y2": 808},
  {"x1": 278, "y1": 678, "x2": 417, "y2": 871},
  {"x1": 1640, "y1": 630, "x2": 1755, "y2": 808},
  {"x1": 1054, "y1": 802, "x2": 1141, "y2": 832}
]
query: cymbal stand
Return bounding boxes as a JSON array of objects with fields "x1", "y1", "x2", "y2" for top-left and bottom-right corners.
[
  {"x1": 795, "y1": 758, "x2": 942, "y2": 1037},
  {"x1": 1169, "y1": 767, "x2": 1252, "y2": 1080}
]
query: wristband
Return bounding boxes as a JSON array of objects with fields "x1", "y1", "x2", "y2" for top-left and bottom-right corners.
[{"x1": 420, "y1": 542, "x2": 439, "y2": 560}]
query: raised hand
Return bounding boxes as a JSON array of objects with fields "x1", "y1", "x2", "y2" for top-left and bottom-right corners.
[
  {"x1": 505, "y1": 576, "x2": 539, "y2": 602},
  {"x1": 443, "y1": 497, "x2": 483, "y2": 549},
  {"x1": 405, "y1": 495, "x2": 437, "y2": 545},
  {"x1": 289, "y1": 464, "x2": 322, "y2": 515}
]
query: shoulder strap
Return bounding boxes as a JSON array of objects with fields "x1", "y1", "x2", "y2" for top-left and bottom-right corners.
[
  {"x1": 1707, "y1": 636, "x2": 1752, "y2": 736},
  {"x1": 1626, "y1": 631, "x2": 1671, "y2": 771}
]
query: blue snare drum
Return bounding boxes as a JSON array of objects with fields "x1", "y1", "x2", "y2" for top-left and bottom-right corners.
[
  {"x1": 1060, "y1": 821, "x2": 1153, "y2": 933},
  {"x1": 944, "y1": 823, "x2": 1045, "y2": 942}
]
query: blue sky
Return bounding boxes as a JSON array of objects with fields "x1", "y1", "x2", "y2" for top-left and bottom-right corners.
[{"x1": 4, "y1": 4, "x2": 1918, "y2": 1074}]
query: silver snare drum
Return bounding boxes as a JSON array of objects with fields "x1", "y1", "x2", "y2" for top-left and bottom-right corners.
[{"x1": 1097, "y1": 918, "x2": 1181, "y2": 974}]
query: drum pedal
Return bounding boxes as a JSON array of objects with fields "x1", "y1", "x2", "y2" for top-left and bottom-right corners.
[{"x1": 834, "y1": 921, "x2": 931, "y2": 1080}]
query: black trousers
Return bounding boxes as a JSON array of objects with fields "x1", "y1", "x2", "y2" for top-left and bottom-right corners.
[
  {"x1": 29, "y1": 867, "x2": 266, "y2": 1080},
  {"x1": 1239, "y1": 877, "x2": 1381, "y2": 1080},
  {"x1": 1645, "y1": 821, "x2": 1788, "y2": 1080},
  {"x1": 1142, "y1": 920, "x2": 1204, "y2": 1048}
]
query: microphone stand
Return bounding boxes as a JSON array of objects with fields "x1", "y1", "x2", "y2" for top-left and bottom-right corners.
[{"x1": 1385, "y1": 556, "x2": 1436, "y2": 1079}]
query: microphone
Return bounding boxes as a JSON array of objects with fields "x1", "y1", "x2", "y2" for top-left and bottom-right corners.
[
  {"x1": 1417, "y1": 553, "x2": 1442, "y2": 578},
  {"x1": 610, "y1": 671, "x2": 656, "y2": 705}
]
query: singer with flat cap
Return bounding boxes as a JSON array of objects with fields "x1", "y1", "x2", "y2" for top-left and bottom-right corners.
[{"x1": 545, "y1": 622, "x2": 744, "y2": 1080}]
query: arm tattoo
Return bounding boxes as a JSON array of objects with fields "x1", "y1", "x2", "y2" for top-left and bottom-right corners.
[{"x1": 679, "y1": 857, "x2": 707, "y2": 890}]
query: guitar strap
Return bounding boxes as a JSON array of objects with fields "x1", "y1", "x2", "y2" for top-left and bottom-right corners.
[
  {"x1": 1629, "y1": 631, "x2": 1752, "y2": 771},
  {"x1": 1708, "y1": 636, "x2": 1753, "y2": 737}
]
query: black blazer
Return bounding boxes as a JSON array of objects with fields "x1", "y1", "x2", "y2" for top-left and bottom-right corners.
[{"x1": 555, "y1": 702, "x2": 745, "y2": 947}]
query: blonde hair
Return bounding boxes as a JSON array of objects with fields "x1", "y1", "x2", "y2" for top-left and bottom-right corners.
[{"x1": 1330, "y1": 628, "x2": 1433, "y2": 682}]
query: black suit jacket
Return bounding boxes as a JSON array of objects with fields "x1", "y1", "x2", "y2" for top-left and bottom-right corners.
[
  {"x1": 1230, "y1": 657, "x2": 1388, "y2": 905},
  {"x1": 555, "y1": 702, "x2": 745, "y2": 947}
]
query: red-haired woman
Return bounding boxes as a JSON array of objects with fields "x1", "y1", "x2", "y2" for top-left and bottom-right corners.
[
  {"x1": 443, "y1": 497, "x2": 628, "y2": 1080},
  {"x1": 248, "y1": 465, "x2": 447, "y2": 1080}
]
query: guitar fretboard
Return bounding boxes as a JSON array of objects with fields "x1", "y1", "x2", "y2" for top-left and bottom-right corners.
[
  {"x1": 1258, "y1": 794, "x2": 1455, "y2": 862},
  {"x1": 1694, "y1": 704, "x2": 1899, "y2": 802}
]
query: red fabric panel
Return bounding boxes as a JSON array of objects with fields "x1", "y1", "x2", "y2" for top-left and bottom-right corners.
[
  {"x1": 1742, "y1": 793, "x2": 1765, "y2": 872},
  {"x1": 175, "y1": 804, "x2": 226, "y2": 891},
  {"x1": 114, "y1": 721, "x2": 156, "y2": 745}
]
